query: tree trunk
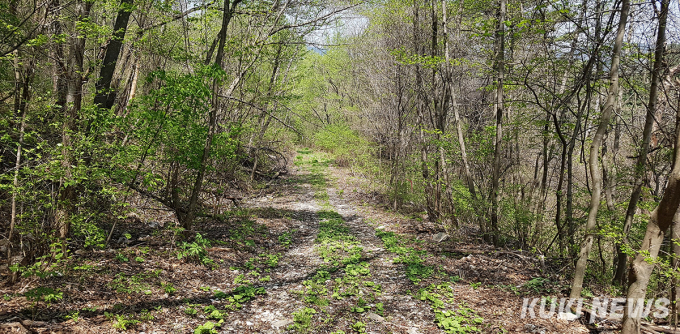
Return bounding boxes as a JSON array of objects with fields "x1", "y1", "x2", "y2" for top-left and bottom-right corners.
[
  {"x1": 554, "y1": 140, "x2": 567, "y2": 255},
  {"x1": 623, "y1": 117, "x2": 680, "y2": 333},
  {"x1": 444, "y1": 0, "x2": 476, "y2": 201},
  {"x1": 251, "y1": 43, "x2": 284, "y2": 182},
  {"x1": 570, "y1": 0, "x2": 629, "y2": 299},
  {"x1": 490, "y1": 0, "x2": 506, "y2": 246},
  {"x1": 613, "y1": 0, "x2": 668, "y2": 286},
  {"x1": 8, "y1": 56, "x2": 33, "y2": 278},
  {"x1": 93, "y1": 0, "x2": 133, "y2": 110},
  {"x1": 671, "y1": 210, "x2": 680, "y2": 327},
  {"x1": 412, "y1": 0, "x2": 432, "y2": 220},
  {"x1": 621, "y1": 3, "x2": 672, "y2": 330},
  {"x1": 565, "y1": 91, "x2": 586, "y2": 256},
  {"x1": 55, "y1": 0, "x2": 92, "y2": 241}
]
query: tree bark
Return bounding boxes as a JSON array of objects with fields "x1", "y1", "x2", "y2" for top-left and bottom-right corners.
[
  {"x1": 671, "y1": 210, "x2": 680, "y2": 327},
  {"x1": 570, "y1": 0, "x2": 629, "y2": 299},
  {"x1": 623, "y1": 112, "x2": 680, "y2": 333},
  {"x1": 8, "y1": 55, "x2": 33, "y2": 277},
  {"x1": 251, "y1": 43, "x2": 284, "y2": 182},
  {"x1": 444, "y1": 0, "x2": 476, "y2": 201},
  {"x1": 614, "y1": 0, "x2": 668, "y2": 286},
  {"x1": 621, "y1": 3, "x2": 672, "y2": 330},
  {"x1": 93, "y1": 0, "x2": 133, "y2": 110},
  {"x1": 490, "y1": 0, "x2": 506, "y2": 246}
]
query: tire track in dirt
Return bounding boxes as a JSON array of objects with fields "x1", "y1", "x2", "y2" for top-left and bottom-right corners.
[
  {"x1": 227, "y1": 151, "x2": 446, "y2": 333},
  {"x1": 223, "y1": 176, "x2": 327, "y2": 332},
  {"x1": 324, "y1": 186, "x2": 440, "y2": 334}
]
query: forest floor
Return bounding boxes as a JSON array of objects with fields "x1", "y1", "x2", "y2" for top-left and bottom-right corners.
[{"x1": 0, "y1": 149, "x2": 599, "y2": 333}]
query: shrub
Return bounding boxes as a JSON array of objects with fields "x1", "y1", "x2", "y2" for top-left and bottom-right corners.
[{"x1": 177, "y1": 233, "x2": 215, "y2": 267}]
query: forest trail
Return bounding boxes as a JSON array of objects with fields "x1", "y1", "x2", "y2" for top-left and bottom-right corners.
[
  {"x1": 226, "y1": 150, "x2": 440, "y2": 333},
  {"x1": 0, "y1": 149, "x2": 591, "y2": 333},
  {"x1": 4, "y1": 0, "x2": 677, "y2": 332},
  {"x1": 218, "y1": 149, "x2": 592, "y2": 333},
  {"x1": 245, "y1": 150, "x2": 453, "y2": 333}
]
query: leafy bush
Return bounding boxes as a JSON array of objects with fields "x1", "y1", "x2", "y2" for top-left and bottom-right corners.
[
  {"x1": 10, "y1": 241, "x2": 69, "y2": 279},
  {"x1": 25, "y1": 286, "x2": 63, "y2": 314}
]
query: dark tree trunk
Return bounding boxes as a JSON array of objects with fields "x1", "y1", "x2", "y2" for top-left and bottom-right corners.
[{"x1": 93, "y1": 0, "x2": 134, "y2": 110}]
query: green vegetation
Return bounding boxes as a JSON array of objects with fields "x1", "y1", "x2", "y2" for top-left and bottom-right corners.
[
  {"x1": 184, "y1": 307, "x2": 198, "y2": 316},
  {"x1": 351, "y1": 321, "x2": 366, "y2": 333},
  {"x1": 194, "y1": 321, "x2": 222, "y2": 334},
  {"x1": 376, "y1": 226, "x2": 483, "y2": 332},
  {"x1": 290, "y1": 307, "x2": 317, "y2": 333},
  {"x1": 108, "y1": 270, "x2": 161, "y2": 294},
  {"x1": 279, "y1": 231, "x2": 294, "y2": 247},
  {"x1": 212, "y1": 285, "x2": 266, "y2": 311},
  {"x1": 3, "y1": 0, "x2": 678, "y2": 330},
  {"x1": 375, "y1": 230, "x2": 434, "y2": 284},
  {"x1": 110, "y1": 314, "x2": 140, "y2": 331},
  {"x1": 65, "y1": 311, "x2": 79, "y2": 322},
  {"x1": 25, "y1": 286, "x2": 63, "y2": 318},
  {"x1": 161, "y1": 282, "x2": 176, "y2": 295},
  {"x1": 176, "y1": 233, "x2": 215, "y2": 268},
  {"x1": 416, "y1": 284, "x2": 483, "y2": 333}
]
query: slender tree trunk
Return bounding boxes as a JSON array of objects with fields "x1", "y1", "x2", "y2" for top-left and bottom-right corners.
[
  {"x1": 566, "y1": 95, "x2": 586, "y2": 256},
  {"x1": 55, "y1": 0, "x2": 92, "y2": 241},
  {"x1": 116, "y1": 57, "x2": 138, "y2": 116},
  {"x1": 182, "y1": 0, "x2": 241, "y2": 232},
  {"x1": 623, "y1": 102, "x2": 680, "y2": 332},
  {"x1": 570, "y1": 0, "x2": 629, "y2": 299},
  {"x1": 671, "y1": 210, "x2": 680, "y2": 327},
  {"x1": 444, "y1": 0, "x2": 476, "y2": 201},
  {"x1": 536, "y1": 112, "x2": 550, "y2": 218},
  {"x1": 251, "y1": 43, "x2": 283, "y2": 182},
  {"x1": 490, "y1": 0, "x2": 506, "y2": 246},
  {"x1": 554, "y1": 141, "x2": 567, "y2": 255},
  {"x1": 614, "y1": 0, "x2": 668, "y2": 286},
  {"x1": 8, "y1": 57, "x2": 33, "y2": 277},
  {"x1": 429, "y1": 0, "x2": 442, "y2": 219},
  {"x1": 412, "y1": 0, "x2": 431, "y2": 220},
  {"x1": 393, "y1": 73, "x2": 405, "y2": 211},
  {"x1": 621, "y1": 2, "x2": 672, "y2": 330}
]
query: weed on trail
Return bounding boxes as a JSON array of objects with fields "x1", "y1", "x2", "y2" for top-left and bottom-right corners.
[
  {"x1": 375, "y1": 230, "x2": 434, "y2": 284},
  {"x1": 289, "y1": 207, "x2": 383, "y2": 333},
  {"x1": 288, "y1": 149, "x2": 388, "y2": 333},
  {"x1": 416, "y1": 284, "x2": 483, "y2": 333},
  {"x1": 376, "y1": 229, "x2": 484, "y2": 333}
]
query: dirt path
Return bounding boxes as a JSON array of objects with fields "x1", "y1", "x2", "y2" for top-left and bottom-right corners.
[
  {"x1": 0, "y1": 149, "x2": 591, "y2": 334},
  {"x1": 228, "y1": 151, "x2": 436, "y2": 333}
]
